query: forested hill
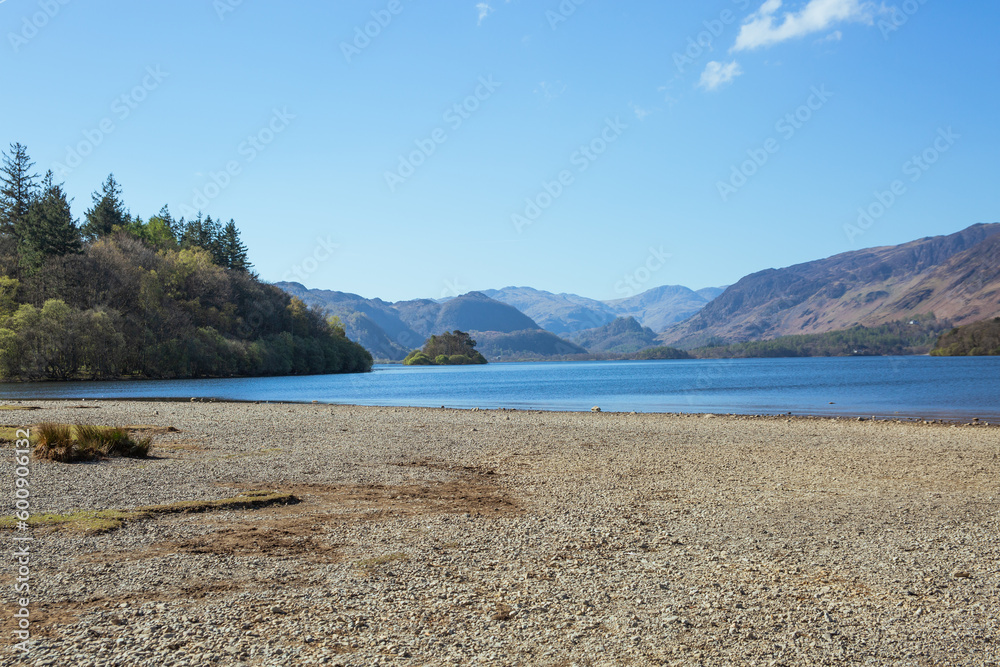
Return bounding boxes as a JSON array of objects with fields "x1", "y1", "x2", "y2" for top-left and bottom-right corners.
[{"x1": 0, "y1": 142, "x2": 372, "y2": 380}]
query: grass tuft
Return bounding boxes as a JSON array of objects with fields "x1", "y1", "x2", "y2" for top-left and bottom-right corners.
[
  {"x1": 34, "y1": 423, "x2": 86, "y2": 462},
  {"x1": 33, "y1": 423, "x2": 152, "y2": 462},
  {"x1": 0, "y1": 492, "x2": 299, "y2": 534}
]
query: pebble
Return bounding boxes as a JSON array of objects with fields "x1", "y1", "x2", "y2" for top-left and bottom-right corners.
[{"x1": 2, "y1": 400, "x2": 997, "y2": 665}]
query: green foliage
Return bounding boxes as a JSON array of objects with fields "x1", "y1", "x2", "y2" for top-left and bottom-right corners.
[
  {"x1": 633, "y1": 346, "x2": 691, "y2": 360},
  {"x1": 218, "y1": 219, "x2": 251, "y2": 271},
  {"x1": 403, "y1": 330, "x2": 488, "y2": 365},
  {"x1": 175, "y1": 213, "x2": 251, "y2": 271},
  {"x1": 931, "y1": 317, "x2": 1000, "y2": 356},
  {"x1": 0, "y1": 277, "x2": 17, "y2": 317},
  {"x1": 1, "y1": 143, "x2": 38, "y2": 240},
  {"x1": 692, "y1": 315, "x2": 950, "y2": 359},
  {"x1": 122, "y1": 210, "x2": 178, "y2": 251},
  {"x1": 19, "y1": 171, "x2": 81, "y2": 270},
  {"x1": 81, "y1": 174, "x2": 130, "y2": 242},
  {"x1": 402, "y1": 351, "x2": 433, "y2": 365},
  {"x1": 0, "y1": 143, "x2": 372, "y2": 381},
  {"x1": 0, "y1": 236, "x2": 372, "y2": 380}
]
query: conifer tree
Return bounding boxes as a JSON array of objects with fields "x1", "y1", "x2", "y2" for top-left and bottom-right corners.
[
  {"x1": 219, "y1": 219, "x2": 250, "y2": 271},
  {"x1": 20, "y1": 171, "x2": 81, "y2": 268},
  {"x1": 204, "y1": 215, "x2": 224, "y2": 264},
  {"x1": 81, "y1": 174, "x2": 130, "y2": 242},
  {"x1": 1, "y1": 143, "x2": 39, "y2": 274}
]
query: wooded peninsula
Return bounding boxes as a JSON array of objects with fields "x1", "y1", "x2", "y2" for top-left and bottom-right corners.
[{"x1": 0, "y1": 142, "x2": 372, "y2": 381}]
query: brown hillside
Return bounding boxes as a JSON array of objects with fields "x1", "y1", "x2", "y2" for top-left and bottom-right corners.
[{"x1": 659, "y1": 223, "x2": 1000, "y2": 347}]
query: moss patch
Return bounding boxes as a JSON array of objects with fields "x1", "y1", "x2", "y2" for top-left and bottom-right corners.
[
  {"x1": 0, "y1": 491, "x2": 298, "y2": 534},
  {"x1": 0, "y1": 427, "x2": 25, "y2": 443}
]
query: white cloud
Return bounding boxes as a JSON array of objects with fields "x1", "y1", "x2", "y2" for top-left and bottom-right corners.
[
  {"x1": 817, "y1": 29, "x2": 843, "y2": 43},
  {"x1": 698, "y1": 60, "x2": 743, "y2": 90},
  {"x1": 476, "y1": 2, "x2": 493, "y2": 25},
  {"x1": 732, "y1": 0, "x2": 873, "y2": 52}
]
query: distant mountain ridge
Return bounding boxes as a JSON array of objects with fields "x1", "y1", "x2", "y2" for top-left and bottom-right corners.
[
  {"x1": 277, "y1": 222, "x2": 1000, "y2": 360},
  {"x1": 277, "y1": 283, "x2": 581, "y2": 361},
  {"x1": 659, "y1": 223, "x2": 1000, "y2": 348},
  {"x1": 568, "y1": 317, "x2": 660, "y2": 354},
  {"x1": 481, "y1": 284, "x2": 725, "y2": 335}
]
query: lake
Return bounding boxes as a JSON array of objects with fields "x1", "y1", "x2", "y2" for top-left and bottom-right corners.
[{"x1": 1, "y1": 356, "x2": 998, "y2": 420}]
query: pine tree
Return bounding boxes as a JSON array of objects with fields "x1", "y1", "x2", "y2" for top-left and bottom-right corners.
[
  {"x1": 20, "y1": 171, "x2": 81, "y2": 268},
  {"x1": 219, "y1": 219, "x2": 251, "y2": 271},
  {"x1": 179, "y1": 212, "x2": 204, "y2": 249},
  {"x1": 204, "y1": 215, "x2": 224, "y2": 264},
  {"x1": 0, "y1": 143, "x2": 38, "y2": 256},
  {"x1": 81, "y1": 174, "x2": 130, "y2": 242}
]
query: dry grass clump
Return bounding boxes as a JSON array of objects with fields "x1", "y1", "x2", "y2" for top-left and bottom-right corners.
[
  {"x1": 33, "y1": 423, "x2": 151, "y2": 462},
  {"x1": 0, "y1": 491, "x2": 298, "y2": 534}
]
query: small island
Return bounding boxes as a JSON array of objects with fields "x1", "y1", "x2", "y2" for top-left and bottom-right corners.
[{"x1": 403, "y1": 330, "x2": 488, "y2": 366}]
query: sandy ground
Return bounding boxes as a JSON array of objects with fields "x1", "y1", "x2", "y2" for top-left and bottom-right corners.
[{"x1": 0, "y1": 400, "x2": 998, "y2": 666}]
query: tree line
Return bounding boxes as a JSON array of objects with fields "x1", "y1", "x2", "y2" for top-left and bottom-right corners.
[
  {"x1": 0, "y1": 142, "x2": 372, "y2": 380},
  {"x1": 690, "y1": 315, "x2": 950, "y2": 359},
  {"x1": 931, "y1": 318, "x2": 1000, "y2": 356}
]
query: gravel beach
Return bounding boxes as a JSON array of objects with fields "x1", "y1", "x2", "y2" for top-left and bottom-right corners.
[{"x1": 1, "y1": 400, "x2": 998, "y2": 666}]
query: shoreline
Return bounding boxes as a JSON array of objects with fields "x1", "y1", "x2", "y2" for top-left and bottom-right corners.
[
  {"x1": 5, "y1": 396, "x2": 998, "y2": 427},
  {"x1": 1, "y1": 401, "x2": 998, "y2": 664}
]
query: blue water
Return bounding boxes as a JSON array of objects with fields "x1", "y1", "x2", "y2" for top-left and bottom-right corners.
[{"x1": 1, "y1": 357, "x2": 997, "y2": 420}]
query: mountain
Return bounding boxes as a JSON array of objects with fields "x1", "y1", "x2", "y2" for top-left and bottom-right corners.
[
  {"x1": 605, "y1": 285, "x2": 720, "y2": 332},
  {"x1": 696, "y1": 286, "x2": 727, "y2": 301},
  {"x1": 481, "y1": 284, "x2": 725, "y2": 334},
  {"x1": 276, "y1": 284, "x2": 584, "y2": 361},
  {"x1": 395, "y1": 291, "x2": 541, "y2": 338},
  {"x1": 659, "y1": 223, "x2": 1000, "y2": 348},
  {"x1": 569, "y1": 317, "x2": 659, "y2": 354},
  {"x1": 472, "y1": 330, "x2": 588, "y2": 359},
  {"x1": 276, "y1": 283, "x2": 422, "y2": 360},
  {"x1": 479, "y1": 287, "x2": 615, "y2": 334}
]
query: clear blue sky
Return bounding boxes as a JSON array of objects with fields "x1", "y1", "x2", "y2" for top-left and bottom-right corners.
[{"x1": 3, "y1": 0, "x2": 997, "y2": 302}]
